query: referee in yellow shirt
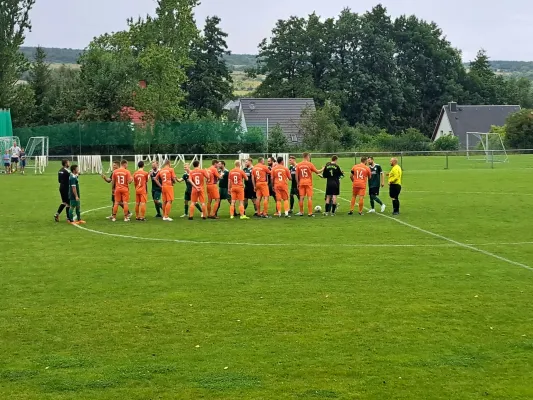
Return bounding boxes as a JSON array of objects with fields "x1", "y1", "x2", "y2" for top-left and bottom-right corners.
[{"x1": 387, "y1": 158, "x2": 402, "y2": 215}]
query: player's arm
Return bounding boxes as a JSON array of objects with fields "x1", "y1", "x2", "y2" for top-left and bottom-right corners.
[
  {"x1": 154, "y1": 172, "x2": 163, "y2": 189},
  {"x1": 176, "y1": 177, "x2": 184, "y2": 183},
  {"x1": 188, "y1": 175, "x2": 199, "y2": 191},
  {"x1": 252, "y1": 170, "x2": 256, "y2": 190},
  {"x1": 101, "y1": 174, "x2": 112, "y2": 183},
  {"x1": 379, "y1": 167, "x2": 384, "y2": 187},
  {"x1": 350, "y1": 169, "x2": 354, "y2": 182},
  {"x1": 71, "y1": 183, "x2": 79, "y2": 201},
  {"x1": 295, "y1": 166, "x2": 300, "y2": 187}
]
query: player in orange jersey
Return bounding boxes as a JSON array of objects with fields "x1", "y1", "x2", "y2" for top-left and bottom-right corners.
[
  {"x1": 206, "y1": 159, "x2": 223, "y2": 219},
  {"x1": 252, "y1": 157, "x2": 271, "y2": 218},
  {"x1": 295, "y1": 152, "x2": 323, "y2": 217},
  {"x1": 188, "y1": 160, "x2": 209, "y2": 220},
  {"x1": 228, "y1": 160, "x2": 250, "y2": 220},
  {"x1": 154, "y1": 159, "x2": 177, "y2": 221},
  {"x1": 133, "y1": 161, "x2": 150, "y2": 221},
  {"x1": 111, "y1": 159, "x2": 133, "y2": 222},
  {"x1": 349, "y1": 156, "x2": 371, "y2": 216},
  {"x1": 271, "y1": 156, "x2": 292, "y2": 218}
]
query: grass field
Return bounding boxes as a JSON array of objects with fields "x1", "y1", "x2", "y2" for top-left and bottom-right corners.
[{"x1": 1, "y1": 155, "x2": 533, "y2": 400}]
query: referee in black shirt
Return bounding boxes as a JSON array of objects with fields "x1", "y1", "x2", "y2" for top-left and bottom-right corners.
[
  {"x1": 54, "y1": 159, "x2": 72, "y2": 222},
  {"x1": 322, "y1": 155, "x2": 343, "y2": 216}
]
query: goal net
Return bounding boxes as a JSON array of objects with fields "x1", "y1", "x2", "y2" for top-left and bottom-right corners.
[
  {"x1": 25, "y1": 136, "x2": 49, "y2": 173},
  {"x1": 466, "y1": 132, "x2": 508, "y2": 163}
]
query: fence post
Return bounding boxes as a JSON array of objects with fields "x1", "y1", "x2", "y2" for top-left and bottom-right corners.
[
  {"x1": 491, "y1": 150, "x2": 494, "y2": 169},
  {"x1": 445, "y1": 152, "x2": 449, "y2": 170},
  {"x1": 400, "y1": 152, "x2": 403, "y2": 169},
  {"x1": 354, "y1": 152, "x2": 357, "y2": 165}
]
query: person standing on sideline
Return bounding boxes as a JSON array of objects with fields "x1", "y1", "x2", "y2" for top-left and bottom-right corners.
[
  {"x1": 19, "y1": 148, "x2": 26, "y2": 174},
  {"x1": 67, "y1": 164, "x2": 86, "y2": 225},
  {"x1": 387, "y1": 158, "x2": 403, "y2": 215},
  {"x1": 9, "y1": 141, "x2": 21, "y2": 173},
  {"x1": 54, "y1": 159, "x2": 71, "y2": 222},
  {"x1": 367, "y1": 156, "x2": 386, "y2": 213},
  {"x1": 3, "y1": 150, "x2": 11, "y2": 174}
]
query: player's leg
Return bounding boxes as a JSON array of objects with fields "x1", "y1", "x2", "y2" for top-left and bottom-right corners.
[
  {"x1": 325, "y1": 195, "x2": 331, "y2": 214},
  {"x1": 135, "y1": 194, "x2": 141, "y2": 220},
  {"x1": 298, "y1": 187, "x2": 305, "y2": 215},
  {"x1": 331, "y1": 195, "x2": 337, "y2": 215},
  {"x1": 275, "y1": 191, "x2": 282, "y2": 216},
  {"x1": 349, "y1": 187, "x2": 357, "y2": 214},
  {"x1": 263, "y1": 196, "x2": 269, "y2": 217},
  {"x1": 306, "y1": 187, "x2": 313, "y2": 216},
  {"x1": 230, "y1": 198, "x2": 236, "y2": 218},
  {"x1": 358, "y1": 193, "x2": 365, "y2": 214}
]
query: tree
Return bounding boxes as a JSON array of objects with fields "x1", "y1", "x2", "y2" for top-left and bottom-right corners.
[
  {"x1": 505, "y1": 109, "x2": 533, "y2": 149},
  {"x1": 48, "y1": 66, "x2": 82, "y2": 123},
  {"x1": 186, "y1": 16, "x2": 233, "y2": 116},
  {"x1": 267, "y1": 124, "x2": 289, "y2": 152},
  {"x1": 9, "y1": 84, "x2": 35, "y2": 127},
  {"x1": 300, "y1": 102, "x2": 341, "y2": 151},
  {"x1": 0, "y1": 0, "x2": 35, "y2": 109},
  {"x1": 28, "y1": 46, "x2": 52, "y2": 125}
]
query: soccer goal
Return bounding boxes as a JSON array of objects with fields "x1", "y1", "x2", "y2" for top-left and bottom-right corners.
[
  {"x1": 25, "y1": 136, "x2": 49, "y2": 173},
  {"x1": 466, "y1": 132, "x2": 508, "y2": 163}
]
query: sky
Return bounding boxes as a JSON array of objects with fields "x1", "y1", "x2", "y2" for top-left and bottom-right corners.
[{"x1": 24, "y1": 0, "x2": 533, "y2": 61}]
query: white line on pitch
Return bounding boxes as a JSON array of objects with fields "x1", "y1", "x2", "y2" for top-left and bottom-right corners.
[{"x1": 315, "y1": 188, "x2": 533, "y2": 272}]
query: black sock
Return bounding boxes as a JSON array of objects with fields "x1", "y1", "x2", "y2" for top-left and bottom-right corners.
[
  {"x1": 331, "y1": 204, "x2": 337, "y2": 214},
  {"x1": 370, "y1": 196, "x2": 375, "y2": 209},
  {"x1": 325, "y1": 203, "x2": 331, "y2": 212},
  {"x1": 57, "y1": 204, "x2": 66, "y2": 215},
  {"x1": 290, "y1": 195, "x2": 294, "y2": 210},
  {"x1": 375, "y1": 196, "x2": 383, "y2": 206},
  {"x1": 156, "y1": 203, "x2": 162, "y2": 215},
  {"x1": 393, "y1": 199, "x2": 399, "y2": 212},
  {"x1": 184, "y1": 204, "x2": 188, "y2": 215},
  {"x1": 195, "y1": 203, "x2": 202, "y2": 212}
]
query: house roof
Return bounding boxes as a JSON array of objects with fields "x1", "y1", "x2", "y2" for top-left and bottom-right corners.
[
  {"x1": 240, "y1": 98, "x2": 315, "y2": 138},
  {"x1": 432, "y1": 104, "x2": 521, "y2": 142}
]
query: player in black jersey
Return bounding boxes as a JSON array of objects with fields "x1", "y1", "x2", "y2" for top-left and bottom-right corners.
[
  {"x1": 54, "y1": 159, "x2": 72, "y2": 222},
  {"x1": 288, "y1": 156, "x2": 299, "y2": 213},
  {"x1": 321, "y1": 155, "x2": 343, "y2": 215},
  {"x1": 267, "y1": 157, "x2": 276, "y2": 200}
]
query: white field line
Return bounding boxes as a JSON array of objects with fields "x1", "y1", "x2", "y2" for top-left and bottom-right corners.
[
  {"x1": 314, "y1": 188, "x2": 533, "y2": 272},
  {"x1": 409, "y1": 190, "x2": 533, "y2": 196},
  {"x1": 71, "y1": 204, "x2": 533, "y2": 263}
]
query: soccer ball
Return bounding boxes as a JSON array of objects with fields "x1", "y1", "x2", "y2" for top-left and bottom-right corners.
[{"x1": 314, "y1": 205, "x2": 322, "y2": 213}]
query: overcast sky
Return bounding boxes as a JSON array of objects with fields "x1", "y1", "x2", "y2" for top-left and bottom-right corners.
[{"x1": 24, "y1": 0, "x2": 532, "y2": 61}]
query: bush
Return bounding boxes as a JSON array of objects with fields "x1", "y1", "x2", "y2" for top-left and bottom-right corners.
[
  {"x1": 432, "y1": 135, "x2": 459, "y2": 151},
  {"x1": 506, "y1": 109, "x2": 533, "y2": 149}
]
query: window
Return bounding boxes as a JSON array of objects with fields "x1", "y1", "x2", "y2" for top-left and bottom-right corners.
[{"x1": 290, "y1": 134, "x2": 298, "y2": 142}]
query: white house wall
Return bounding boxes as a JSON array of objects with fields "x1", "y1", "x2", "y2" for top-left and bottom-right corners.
[{"x1": 434, "y1": 109, "x2": 454, "y2": 140}]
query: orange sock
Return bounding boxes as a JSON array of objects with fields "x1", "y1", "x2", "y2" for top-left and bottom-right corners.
[
  {"x1": 284, "y1": 200, "x2": 289, "y2": 214},
  {"x1": 276, "y1": 201, "x2": 281, "y2": 214},
  {"x1": 202, "y1": 204, "x2": 207, "y2": 217},
  {"x1": 299, "y1": 200, "x2": 304, "y2": 214},
  {"x1": 230, "y1": 205, "x2": 235, "y2": 216},
  {"x1": 112, "y1": 204, "x2": 119, "y2": 216},
  {"x1": 166, "y1": 202, "x2": 172, "y2": 217},
  {"x1": 140, "y1": 204, "x2": 146, "y2": 218},
  {"x1": 210, "y1": 202, "x2": 216, "y2": 217},
  {"x1": 256, "y1": 199, "x2": 261, "y2": 215},
  {"x1": 239, "y1": 204, "x2": 244, "y2": 215},
  {"x1": 123, "y1": 204, "x2": 130, "y2": 217},
  {"x1": 350, "y1": 197, "x2": 356, "y2": 211},
  {"x1": 135, "y1": 204, "x2": 140, "y2": 218},
  {"x1": 189, "y1": 204, "x2": 195, "y2": 217},
  {"x1": 359, "y1": 198, "x2": 364, "y2": 213},
  {"x1": 307, "y1": 199, "x2": 313, "y2": 215},
  {"x1": 263, "y1": 199, "x2": 269, "y2": 215}
]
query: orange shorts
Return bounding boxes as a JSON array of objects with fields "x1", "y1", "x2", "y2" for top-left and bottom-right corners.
[
  {"x1": 191, "y1": 188, "x2": 205, "y2": 203},
  {"x1": 207, "y1": 185, "x2": 220, "y2": 200},
  {"x1": 114, "y1": 188, "x2": 130, "y2": 203},
  {"x1": 299, "y1": 185, "x2": 313, "y2": 197},
  {"x1": 256, "y1": 182, "x2": 269, "y2": 198},
  {"x1": 275, "y1": 186, "x2": 289, "y2": 201},
  {"x1": 136, "y1": 193, "x2": 148, "y2": 204},
  {"x1": 352, "y1": 187, "x2": 366, "y2": 197},
  {"x1": 162, "y1": 186, "x2": 174, "y2": 202},
  {"x1": 231, "y1": 187, "x2": 245, "y2": 201}
]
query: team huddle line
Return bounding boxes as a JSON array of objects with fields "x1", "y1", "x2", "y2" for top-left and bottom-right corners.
[{"x1": 53, "y1": 152, "x2": 403, "y2": 224}]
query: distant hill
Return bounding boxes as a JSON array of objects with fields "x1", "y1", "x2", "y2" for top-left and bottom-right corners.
[
  {"x1": 463, "y1": 60, "x2": 533, "y2": 79},
  {"x1": 20, "y1": 46, "x2": 258, "y2": 71}
]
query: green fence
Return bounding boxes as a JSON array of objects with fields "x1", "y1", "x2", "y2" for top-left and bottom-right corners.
[{"x1": 13, "y1": 121, "x2": 263, "y2": 156}]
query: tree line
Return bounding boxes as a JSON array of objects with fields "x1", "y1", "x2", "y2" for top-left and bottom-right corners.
[{"x1": 1, "y1": 1, "x2": 533, "y2": 151}]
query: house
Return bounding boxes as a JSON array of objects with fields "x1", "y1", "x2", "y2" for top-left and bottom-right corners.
[
  {"x1": 432, "y1": 102, "x2": 520, "y2": 148},
  {"x1": 225, "y1": 98, "x2": 316, "y2": 144}
]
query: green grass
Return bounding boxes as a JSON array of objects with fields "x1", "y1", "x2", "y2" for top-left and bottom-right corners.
[{"x1": 1, "y1": 155, "x2": 533, "y2": 399}]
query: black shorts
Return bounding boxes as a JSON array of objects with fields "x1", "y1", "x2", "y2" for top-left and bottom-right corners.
[
  {"x1": 369, "y1": 187, "x2": 380, "y2": 196},
  {"x1": 269, "y1": 185, "x2": 275, "y2": 197},
  {"x1": 389, "y1": 184, "x2": 402, "y2": 199},
  {"x1": 290, "y1": 186, "x2": 299, "y2": 196},
  {"x1": 60, "y1": 188, "x2": 69, "y2": 203},
  {"x1": 245, "y1": 187, "x2": 256, "y2": 200},
  {"x1": 11, "y1": 157, "x2": 18, "y2": 163},
  {"x1": 325, "y1": 182, "x2": 340, "y2": 196}
]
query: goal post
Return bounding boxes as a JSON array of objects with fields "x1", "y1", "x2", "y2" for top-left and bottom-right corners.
[{"x1": 466, "y1": 132, "x2": 508, "y2": 163}]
